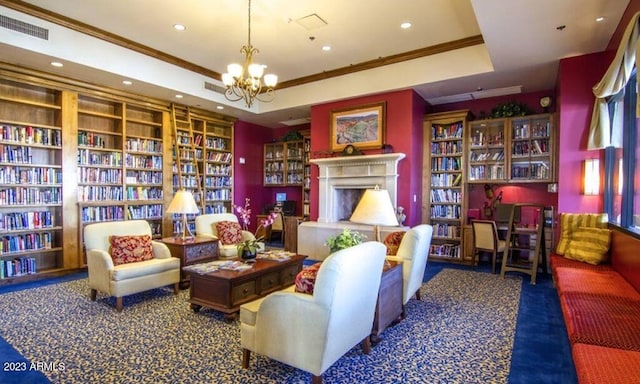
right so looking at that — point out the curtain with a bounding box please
[588,11,640,149]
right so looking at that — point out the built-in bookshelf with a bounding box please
[423,110,470,264]
[264,140,304,186]
[510,114,554,182]
[468,118,507,182]
[0,78,68,281]
[169,105,234,236]
[301,130,311,218]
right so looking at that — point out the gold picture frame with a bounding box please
[330,102,386,152]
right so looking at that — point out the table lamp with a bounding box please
[167,189,200,241]
[350,186,399,242]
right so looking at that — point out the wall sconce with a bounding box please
[583,159,600,195]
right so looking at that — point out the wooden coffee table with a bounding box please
[185,254,305,321]
[371,260,403,343]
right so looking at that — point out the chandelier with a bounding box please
[222,0,277,108]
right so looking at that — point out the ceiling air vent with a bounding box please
[0,14,49,40]
[204,81,225,94]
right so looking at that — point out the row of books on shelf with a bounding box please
[207,152,232,163]
[125,186,163,200]
[205,137,229,150]
[431,156,461,172]
[204,176,231,188]
[2,125,62,146]
[430,140,462,156]
[430,243,462,258]
[174,162,198,174]
[0,187,61,206]
[126,154,162,169]
[432,123,463,140]
[512,122,551,139]
[205,164,231,175]
[468,165,505,180]
[78,167,122,184]
[204,189,231,201]
[469,151,504,162]
[511,163,550,179]
[174,175,200,188]
[77,149,123,166]
[125,171,162,184]
[204,204,229,214]
[1,232,53,254]
[1,144,35,164]
[512,141,549,156]
[0,166,62,185]
[125,138,162,153]
[431,173,462,187]
[81,206,125,222]
[432,223,460,238]
[126,205,163,220]
[0,257,37,278]
[0,211,54,231]
[430,205,461,219]
[430,188,461,203]
[470,131,504,146]
[78,186,123,202]
[78,131,109,148]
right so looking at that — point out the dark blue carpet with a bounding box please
[0,262,576,383]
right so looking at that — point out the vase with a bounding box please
[241,249,257,262]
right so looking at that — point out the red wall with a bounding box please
[308,89,426,226]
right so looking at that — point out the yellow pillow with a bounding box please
[564,227,611,265]
[555,213,608,255]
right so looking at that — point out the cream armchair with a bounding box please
[195,213,264,258]
[84,220,180,312]
[385,224,433,318]
[240,241,387,384]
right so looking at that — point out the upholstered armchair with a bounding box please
[385,224,433,317]
[195,213,264,258]
[84,220,181,312]
[240,241,387,384]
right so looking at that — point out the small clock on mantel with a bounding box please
[341,144,362,156]
[540,96,552,112]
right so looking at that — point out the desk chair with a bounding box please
[269,211,285,246]
[471,220,507,274]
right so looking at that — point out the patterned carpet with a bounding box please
[0,269,521,383]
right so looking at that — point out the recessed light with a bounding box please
[173,24,186,31]
[595,16,605,22]
[122,80,133,85]
[400,22,412,29]
[216,106,224,110]
[50,61,63,67]
[322,45,331,52]
[175,94,183,99]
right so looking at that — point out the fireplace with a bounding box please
[311,153,406,223]
[298,153,407,260]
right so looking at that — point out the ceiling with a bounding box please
[0,0,630,127]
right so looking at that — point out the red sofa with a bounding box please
[551,227,640,383]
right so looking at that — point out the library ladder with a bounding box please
[500,203,546,285]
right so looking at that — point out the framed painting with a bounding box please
[330,102,386,152]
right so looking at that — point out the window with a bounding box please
[605,72,639,231]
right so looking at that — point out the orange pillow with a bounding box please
[384,231,406,255]
[110,235,153,265]
[215,221,243,245]
[295,262,322,294]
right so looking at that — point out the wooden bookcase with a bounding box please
[0,77,78,282]
[422,110,470,264]
[301,130,311,218]
[467,118,508,183]
[263,140,304,186]
[509,114,555,182]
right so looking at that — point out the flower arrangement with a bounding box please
[233,197,278,254]
[325,228,366,253]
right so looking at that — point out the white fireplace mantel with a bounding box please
[311,153,406,223]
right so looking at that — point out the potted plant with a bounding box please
[325,228,366,253]
[237,238,261,261]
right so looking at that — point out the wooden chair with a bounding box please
[471,220,506,274]
[269,211,285,246]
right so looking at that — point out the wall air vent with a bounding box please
[204,81,225,94]
[0,14,49,40]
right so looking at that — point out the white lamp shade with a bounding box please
[583,159,600,195]
[263,73,278,87]
[167,190,200,214]
[222,73,234,86]
[350,188,399,226]
[227,63,243,78]
[248,63,264,78]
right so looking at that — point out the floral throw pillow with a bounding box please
[295,262,322,294]
[384,231,406,255]
[110,235,153,266]
[216,221,243,245]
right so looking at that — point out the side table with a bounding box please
[161,236,219,289]
[371,260,403,344]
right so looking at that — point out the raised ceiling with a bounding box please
[0,0,630,127]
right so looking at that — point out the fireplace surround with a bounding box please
[298,153,407,260]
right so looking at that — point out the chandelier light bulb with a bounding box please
[248,63,264,78]
[263,74,278,87]
[227,63,243,78]
[221,73,234,86]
